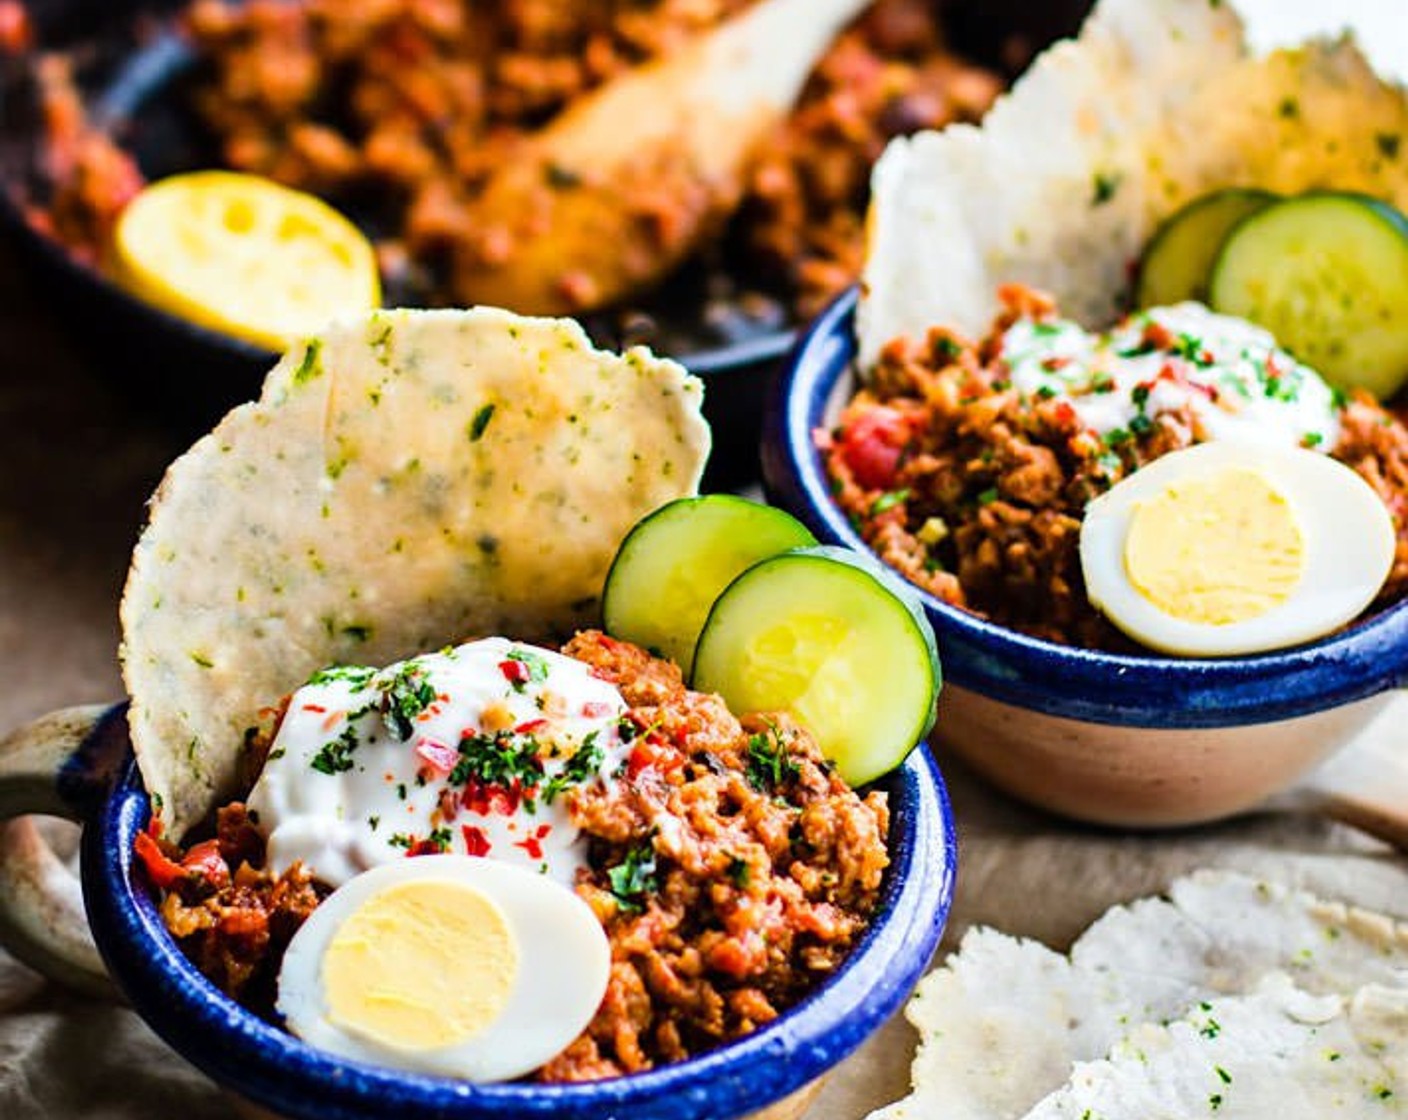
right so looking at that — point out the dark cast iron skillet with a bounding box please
[0,0,1090,487]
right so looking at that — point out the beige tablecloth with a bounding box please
[1,249,1405,1120]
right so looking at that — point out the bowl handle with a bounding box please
[0,703,127,998]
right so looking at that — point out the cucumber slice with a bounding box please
[1208,192,1408,398]
[1135,188,1277,308]
[691,545,940,787]
[602,496,816,669]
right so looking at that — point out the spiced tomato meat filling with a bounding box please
[137,630,890,1081]
[826,286,1408,651]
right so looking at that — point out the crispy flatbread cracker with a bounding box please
[858,0,1408,365]
[870,870,1408,1120]
[121,308,709,838]
[1025,974,1408,1119]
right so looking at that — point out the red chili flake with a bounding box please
[514,719,549,735]
[302,704,327,714]
[581,701,614,718]
[514,824,552,860]
[1144,321,1175,350]
[1052,401,1077,427]
[499,659,530,685]
[462,825,491,857]
[1042,356,1071,372]
[322,712,344,732]
[407,838,441,857]
[415,739,459,776]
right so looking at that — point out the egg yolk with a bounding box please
[322,879,518,1051]
[1123,467,1305,625]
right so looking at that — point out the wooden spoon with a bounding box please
[451,0,872,317]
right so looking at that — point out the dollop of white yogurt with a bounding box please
[247,638,631,888]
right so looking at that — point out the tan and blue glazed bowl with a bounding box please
[762,289,1408,842]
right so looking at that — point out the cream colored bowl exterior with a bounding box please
[936,684,1395,828]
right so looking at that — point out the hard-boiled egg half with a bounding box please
[277,856,609,1081]
[1079,441,1395,656]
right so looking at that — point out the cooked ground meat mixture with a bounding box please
[136,630,889,1081]
[825,285,1408,650]
[28,0,1001,327]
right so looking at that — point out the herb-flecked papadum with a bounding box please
[121,308,711,838]
[858,0,1408,365]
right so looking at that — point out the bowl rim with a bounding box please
[81,736,954,1120]
[762,286,1408,729]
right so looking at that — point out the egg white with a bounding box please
[277,855,610,1082]
[1079,441,1396,656]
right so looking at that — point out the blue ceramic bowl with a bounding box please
[761,289,1408,829]
[54,704,953,1120]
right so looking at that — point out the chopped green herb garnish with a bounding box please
[746,725,800,792]
[607,843,659,913]
[310,727,359,775]
[870,489,910,515]
[469,403,497,442]
[977,487,1000,506]
[426,827,453,853]
[1091,171,1122,206]
[1035,385,1058,400]
[292,340,323,384]
[726,856,751,889]
[376,662,437,741]
[1174,334,1209,365]
[307,664,376,689]
[451,730,545,796]
[1129,413,1154,437]
[543,733,604,804]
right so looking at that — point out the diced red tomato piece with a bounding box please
[499,659,530,685]
[133,830,186,891]
[838,406,912,490]
[180,839,231,889]
[415,739,459,776]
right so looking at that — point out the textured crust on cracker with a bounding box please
[121,308,709,838]
[858,0,1408,365]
